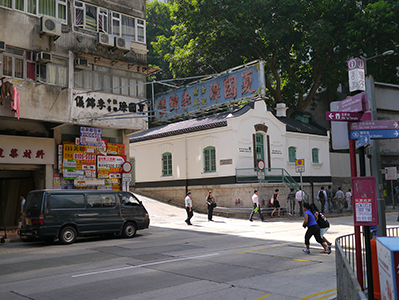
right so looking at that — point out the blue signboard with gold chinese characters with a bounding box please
[154,61,265,122]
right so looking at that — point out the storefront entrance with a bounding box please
[0,170,36,228]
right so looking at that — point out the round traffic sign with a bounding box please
[257,160,265,171]
[122,161,132,173]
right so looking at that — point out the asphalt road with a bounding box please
[0,195,398,300]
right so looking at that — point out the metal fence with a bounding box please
[335,226,399,299]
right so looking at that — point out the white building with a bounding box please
[130,100,332,209]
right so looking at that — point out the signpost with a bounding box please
[295,159,305,201]
[352,177,378,226]
[349,130,399,140]
[349,120,399,131]
[337,92,367,112]
[348,58,365,92]
[355,134,370,149]
[326,111,365,121]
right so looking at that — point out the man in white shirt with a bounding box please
[345,189,352,212]
[249,190,264,222]
[295,187,304,216]
[185,192,193,225]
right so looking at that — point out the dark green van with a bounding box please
[19,190,150,244]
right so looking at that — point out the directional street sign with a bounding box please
[336,93,368,112]
[349,129,399,140]
[326,111,364,121]
[349,120,399,131]
[355,134,370,149]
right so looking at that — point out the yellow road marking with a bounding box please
[296,288,337,300]
[254,293,272,300]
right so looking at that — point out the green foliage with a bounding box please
[150,0,399,111]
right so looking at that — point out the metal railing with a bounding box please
[235,167,310,201]
[335,226,399,298]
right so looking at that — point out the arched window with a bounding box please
[288,146,296,162]
[312,148,319,163]
[162,152,172,176]
[203,146,216,173]
[255,133,264,165]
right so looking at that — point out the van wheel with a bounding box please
[59,226,77,244]
[122,222,137,238]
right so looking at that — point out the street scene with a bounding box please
[0,194,398,300]
[1,0,399,299]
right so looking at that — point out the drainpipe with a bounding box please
[185,134,188,195]
[310,180,314,204]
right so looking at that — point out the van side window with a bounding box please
[87,194,116,208]
[48,194,85,209]
[120,194,140,206]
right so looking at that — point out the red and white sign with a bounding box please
[257,160,265,171]
[352,176,378,226]
[122,161,132,173]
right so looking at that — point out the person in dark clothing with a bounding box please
[205,190,216,221]
[271,189,280,217]
[310,203,332,252]
[302,202,330,254]
[287,188,296,216]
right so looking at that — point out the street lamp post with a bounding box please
[361,49,394,237]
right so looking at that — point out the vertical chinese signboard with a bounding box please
[352,176,378,226]
[348,58,365,93]
[154,60,265,122]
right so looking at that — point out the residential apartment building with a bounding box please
[0,0,157,227]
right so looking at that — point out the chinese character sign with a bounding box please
[154,62,263,121]
[348,58,365,92]
[80,127,102,146]
[352,176,378,226]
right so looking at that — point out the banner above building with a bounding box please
[153,60,265,122]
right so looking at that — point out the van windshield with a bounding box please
[25,192,44,212]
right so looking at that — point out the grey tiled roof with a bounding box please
[130,105,252,143]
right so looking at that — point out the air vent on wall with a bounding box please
[115,37,130,51]
[37,52,52,63]
[98,32,114,47]
[75,58,89,69]
[0,41,5,52]
[40,16,62,38]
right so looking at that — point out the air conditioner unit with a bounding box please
[115,37,130,51]
[98,32,114,47]
[75,58,89,69]
[41,16,62,37]
[0,41,5,52]
[37,52,52,63]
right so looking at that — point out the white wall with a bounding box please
[130,100,331,183]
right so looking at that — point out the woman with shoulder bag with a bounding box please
[206,190,216,221]
[271,189,281,218]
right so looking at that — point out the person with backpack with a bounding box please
[317,187,327,213]
[334,187,345,213]
[310,203,332,252]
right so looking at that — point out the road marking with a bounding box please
[254,293,272,300]
[72,253,219,278]
[296,288,337,300]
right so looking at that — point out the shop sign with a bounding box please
[0,135,54,165]
[107,143,125,155]
[154,61,265,122]
[97,155,126,179]
[98,139,107,156]
[63,144,97,178]
[80,127,102,146]
[73,178,105,186]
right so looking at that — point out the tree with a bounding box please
[151,0,398,111]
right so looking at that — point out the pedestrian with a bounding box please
[296,187,304,216]
[19,194,26,228]
[287,188,296,216]
[334,187,345,213]
[326,185,333,213]
[346,188,352,212]
[249,190,264,222]
[317,186,327,213]
[20,194,26,214]
[310,203,332,252]
[302,202,330,254]
[184,192,193,225]
[271,189,280,218]
[206,190,216,221]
